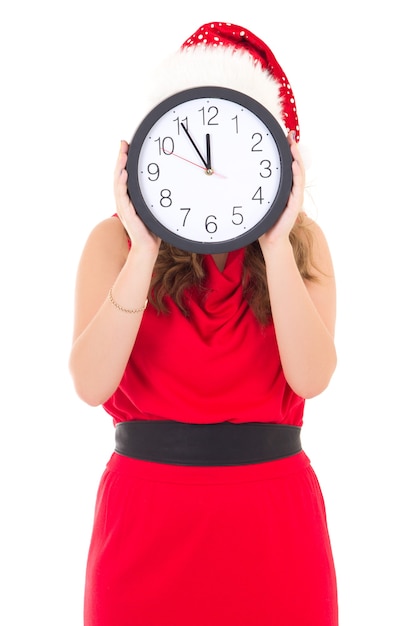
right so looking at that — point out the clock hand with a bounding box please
[206,134,213,175]
[181,123,208,169]
[164,149,227,178]
[164,148,207,171]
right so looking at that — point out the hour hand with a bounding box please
[206,134,213,174]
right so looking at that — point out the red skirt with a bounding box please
[84,451,338,626]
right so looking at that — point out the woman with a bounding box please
[70,22,338,626]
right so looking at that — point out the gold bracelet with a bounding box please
[108,288,148,314]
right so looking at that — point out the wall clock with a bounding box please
[127,86,292,253]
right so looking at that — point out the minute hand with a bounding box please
[181,123,208,169]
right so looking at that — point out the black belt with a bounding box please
[115,420,302,466]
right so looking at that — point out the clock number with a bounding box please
[232,206,244,226]
[160,189,173,207]
[259,159,272,178]
[207,106,219,125]
[173,116,188,134]
[251,133,263,152]
[199,106,219,126]
[205,215,218,233]
[156,136,174,156]
[180,207,191,226]
[252,187,264,204]
[146,163,160,181]
[232,115,239,134]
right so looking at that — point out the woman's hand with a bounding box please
[256,133,337,398]
[259,132,305,252]
[114,140,161,257]
[70,141,161,406]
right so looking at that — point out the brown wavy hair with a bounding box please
[149,213,319,325]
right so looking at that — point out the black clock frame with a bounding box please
[126,86,293,254]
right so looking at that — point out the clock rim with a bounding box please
[126,86,293,254]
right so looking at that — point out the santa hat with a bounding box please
[147,21,300,142]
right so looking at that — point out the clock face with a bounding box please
[127,87,292,253]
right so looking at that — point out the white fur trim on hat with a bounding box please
[145,46,285,132]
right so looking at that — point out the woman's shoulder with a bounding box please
[296,212,335,280]
[85,215,128,250]
[79,215,130,270]
[87,214,126,240]
[298,212,331,250]
[298,211,324,235]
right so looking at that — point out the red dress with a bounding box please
[84,248,338,626]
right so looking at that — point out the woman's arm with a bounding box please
[259,135,337,399]
[69,141,161,406]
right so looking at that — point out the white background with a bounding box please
[1,1,415,624]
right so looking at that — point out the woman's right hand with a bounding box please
[70,141,161,406]
[114,140,161,257]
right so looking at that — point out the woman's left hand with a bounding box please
[259,132,305,250]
